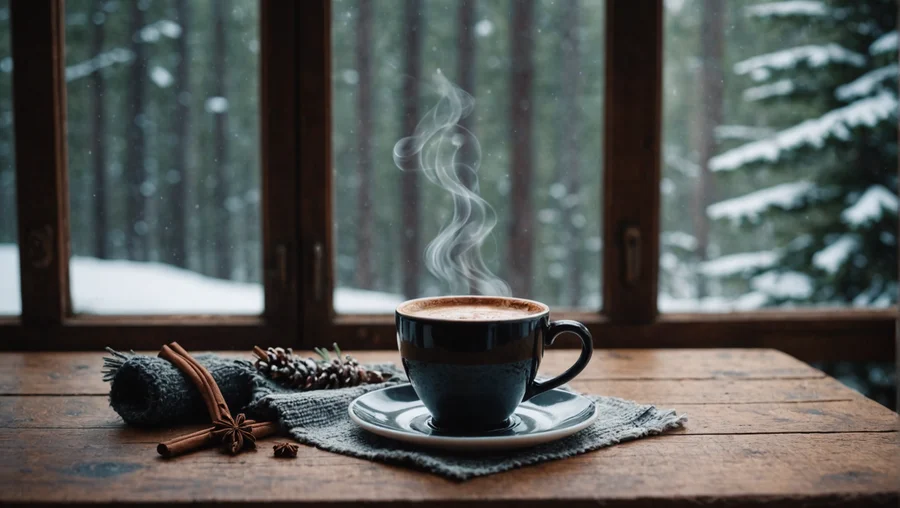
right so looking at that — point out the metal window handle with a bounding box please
[624,227,641,285]
[313,242,323,301]
[275,244,288,288]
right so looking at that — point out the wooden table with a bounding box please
[0,349,897,507]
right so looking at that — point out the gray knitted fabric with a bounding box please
[106,354,686,480]
[248,365,686,481]
[108,354,255,426]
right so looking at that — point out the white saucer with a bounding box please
[348,384,598,451]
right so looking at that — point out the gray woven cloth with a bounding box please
[248,365,686,481]
[108,354,255,426]
[105,353,686,480]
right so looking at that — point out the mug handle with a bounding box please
[523,320,594,401]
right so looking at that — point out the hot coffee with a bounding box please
[404,304,538,321]
[396,296,593,431]
[400,297,544,321]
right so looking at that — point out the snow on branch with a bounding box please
[743,79,795,102]
[707,181,814,222]
[150,67,174,88]
[812,234,857,274]
[139,20,182,42]
[699,251,778,277]
[841,185,899,226]
[66,48,134,82]
[715,125,775,141]
[662,231,697,251]
[663,147,699,177]
[835,64,898,101]
[870,31,897,56]
[65,20,183,83]
[745,1,827,18]
[734,44,866,77]
[710,92,897,171]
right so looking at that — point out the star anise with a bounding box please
[273,441,299,458]
[211,412,256,455]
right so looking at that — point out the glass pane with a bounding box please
[0,0,17,315]
[331,0,605,313]
[660,0,898,312]
[66,0,262,314]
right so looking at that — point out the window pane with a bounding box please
[660,0,898,312]
[331,0,605,313]
[0,0,17,316]
[65,0,262,314]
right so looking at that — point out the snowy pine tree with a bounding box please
[707,0,898,307]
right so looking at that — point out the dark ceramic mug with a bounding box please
[396,295,593,432]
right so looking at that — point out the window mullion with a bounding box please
[260,0,301,340]
[10,0,70,326]
[602,0,663,324]
[297,0,333,346]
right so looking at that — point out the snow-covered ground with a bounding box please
[1,243,890,315]
[0,244,402,315]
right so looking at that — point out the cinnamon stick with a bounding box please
[169,342,230,420]
[159,344,221,421]
[158,421,279,458]
[156,343,280,457]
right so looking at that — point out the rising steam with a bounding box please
[393,70,511,296]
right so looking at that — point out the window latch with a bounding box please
[265,244,290,290]
[624,226,641,286]
[274,244,288,288]
[313,242,323,301]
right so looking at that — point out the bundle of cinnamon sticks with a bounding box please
[156,342,279,458]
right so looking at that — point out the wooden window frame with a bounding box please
[0,0,297,350]
[0,0,895,363]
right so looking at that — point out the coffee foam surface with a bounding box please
[399,297,546,321]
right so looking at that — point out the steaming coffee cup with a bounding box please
[396,295,593,432]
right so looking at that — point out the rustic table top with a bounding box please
[0,348,897,507]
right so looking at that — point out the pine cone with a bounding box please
[251,344,391,391]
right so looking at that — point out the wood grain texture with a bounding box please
[0,349,897,507]
[297,0,334,345]
[10,0,70,327]
[574,377,861,405]
[602,0,663,323]
[0,349,822,395]
[0,430,896,506]
[259,0,299,335]
[2,396,895,435]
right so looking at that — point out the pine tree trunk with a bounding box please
[560,0,582,306]
[212,0,232,279]
[693,0,723,299]
[400,0,422,299]
[125,1,146,261]
[508,0,535,298]
[354,0,374,290]
[171,0,190,269]
[90,0,108,259]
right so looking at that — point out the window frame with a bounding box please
[0,0,895,363]
[0,0,297,350]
